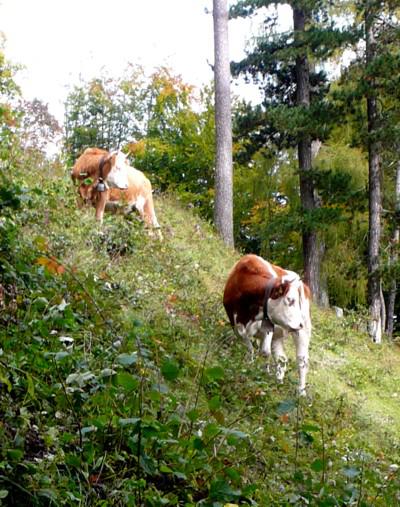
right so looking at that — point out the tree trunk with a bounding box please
[366,7,383,343]
[213,0,234,247]
[387,160,400,337]
[293,6,323,304]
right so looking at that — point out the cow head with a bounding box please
[103,151,130,190]
[266,277,308,332]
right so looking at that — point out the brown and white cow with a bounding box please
[71,147,162,238]
[223,254,312,394]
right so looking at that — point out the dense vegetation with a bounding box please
[1,154,400,506]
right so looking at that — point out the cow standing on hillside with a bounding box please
[71,147,162,238]
[223,254,312,394]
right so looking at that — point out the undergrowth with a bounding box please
[0,165,399,506]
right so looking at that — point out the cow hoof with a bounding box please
[264,364,272,375]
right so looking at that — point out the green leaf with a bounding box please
[37,489,57,501]
[311,459,324,472]
[208,395,221,411]
[225,467,241,483]
[160,464,173,473]
[187,409,200,422]
[302,424,320,432]
[173,470,187,480]
[148,390,162,401]
[116,372,139,391]
[55,351,70,361]
[26,373,35,398]
[119,417,140,426]
[65,453,81,468]
[192,437,204,450]
[204,423,220,440]
[205,366,224,381]
[161,359,180,381]
[7,449,23,462]
[276,399,296,415]
[117,353,138,366]
[209,479,241,501]
[0,490,9,499]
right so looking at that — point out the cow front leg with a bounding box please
[259,325,273,374]
[271,334,288,383]
[95,189,109,224]
[293,329,310,396]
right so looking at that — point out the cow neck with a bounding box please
[96,155,109,192]
[263,277,277,327]
[98,156,107,182]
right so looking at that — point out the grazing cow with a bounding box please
[223,254,312,394]
[71,148,162,238]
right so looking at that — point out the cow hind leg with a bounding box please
[234,319,255,363]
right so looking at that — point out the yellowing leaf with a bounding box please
[35,256,65,275]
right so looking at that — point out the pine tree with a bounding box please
[230,0,354,305]
[338,0,400,340]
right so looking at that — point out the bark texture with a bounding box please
[387,161,400,337]
[213,0,234,247]
[293,6,323,305]
[366,7,383,343]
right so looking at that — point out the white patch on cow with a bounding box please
[135,195,146,214]
[255,255,278,277]
[281,270,299,283]
[260,330,273,357]
[267,278,305,332]
[106,151,130,190]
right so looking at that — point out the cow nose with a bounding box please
[298,323,303,329]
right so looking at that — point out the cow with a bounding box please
[223,254,312,395]
[71,148,162,238]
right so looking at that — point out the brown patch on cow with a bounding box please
[70,147,109,183]
[223,254,272,326]
[270,280,290,300]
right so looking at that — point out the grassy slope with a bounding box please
[1,167,400,505]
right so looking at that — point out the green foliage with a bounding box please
[64,67,216,221]
[230,0,355,152]
[1,151,400,505]
[0,49,20,162]
[64,66,148,163]
[131,78,215,214]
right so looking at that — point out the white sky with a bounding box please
[0,0,277,123]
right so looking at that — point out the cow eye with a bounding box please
[287,297,295,306]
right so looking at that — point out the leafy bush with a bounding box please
[0,163,399,506]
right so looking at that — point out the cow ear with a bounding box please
[270,280,289,299]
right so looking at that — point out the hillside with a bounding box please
[0,165,400,506]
